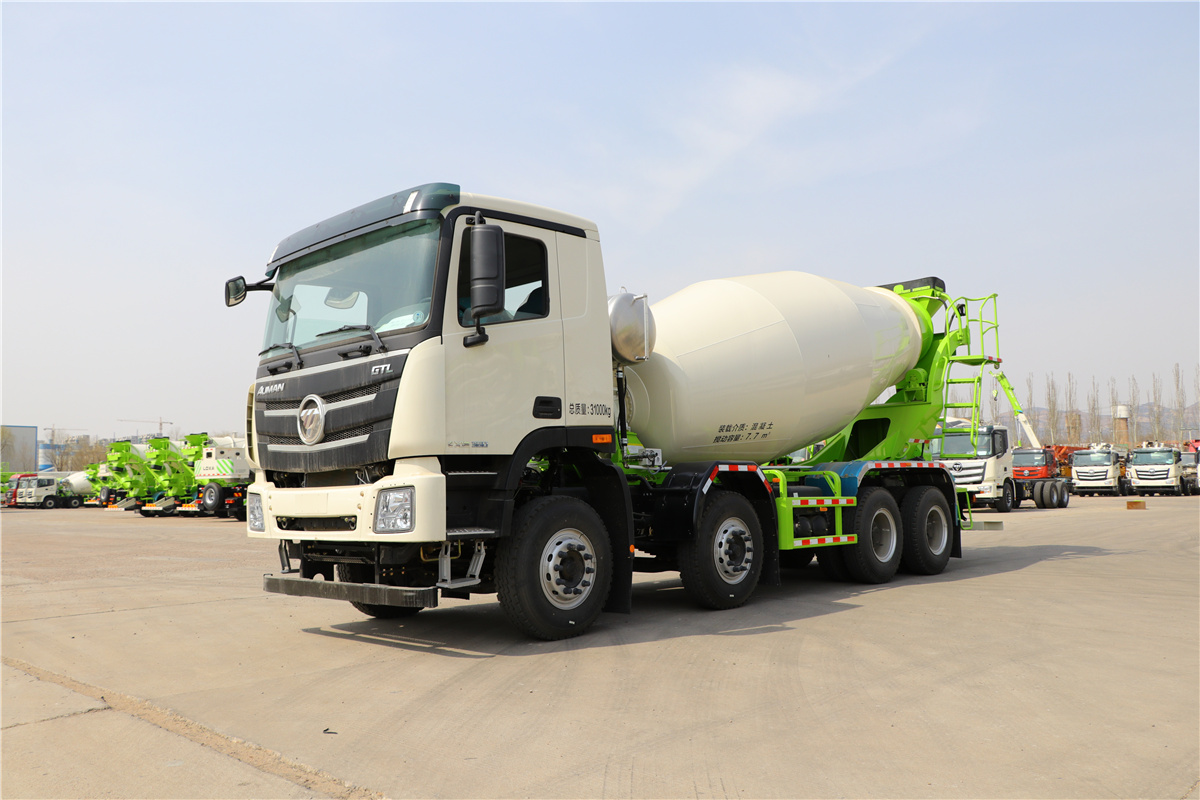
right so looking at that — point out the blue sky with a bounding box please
[3,2,1197,441]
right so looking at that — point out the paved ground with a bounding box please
[2,496,1197,799]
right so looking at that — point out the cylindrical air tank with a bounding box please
[623,271,928,464]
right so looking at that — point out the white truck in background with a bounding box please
[1070,443,1129,496]
[937,421,1017,512]
[1127,443,1189,496]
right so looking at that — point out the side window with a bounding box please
[458,230,548,325]
[993,430,1008,455]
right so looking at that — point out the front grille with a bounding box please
[277,516,358,532]
[946,462,986,484]
[1135,468,1170,480]
[1077,469,1111,481]
[263,384,380,412]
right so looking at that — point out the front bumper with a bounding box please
[246,456,446,542]
[263,574,439,608]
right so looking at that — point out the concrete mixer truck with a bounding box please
[224,183,1004,640]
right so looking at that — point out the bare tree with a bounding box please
[1044,373,1060,445]
[1151,374,1164,442]
[1087,378,1101,445]
[1065,373,1080,443]
[1108,378,1120,443]
[1025,373,1041,442]
[1128,376,1140,445]
[1174,363,1187,444]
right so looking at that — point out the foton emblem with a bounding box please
[297,394,327,445]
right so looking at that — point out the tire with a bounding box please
[1044,481,1061,509]
[679,491,764,610]
[68,497,81,509]
[201,483,224,513]
[233,506,247,522]
[1057,483,1070,508]
[496,495,613,640]
[900,486,953,575]
[994,481,1014,513]
[842,487,903,584]
[41,497,56,509]
[335,563,422,619]
[99,487,111,504]
[1033,481,1047,509]
[161,504,177,516]
[1012,490,1022,509]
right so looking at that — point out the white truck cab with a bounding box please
[938,422,1015,512]
[1071,443,1128,496]
[1128,443,1187,496]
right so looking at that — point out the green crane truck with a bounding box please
[225,183,1007,640]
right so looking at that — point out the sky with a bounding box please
[3,2,1198,443]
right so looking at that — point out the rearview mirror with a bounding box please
[468,222,505,320]
[225,277,247,307]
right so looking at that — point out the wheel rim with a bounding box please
[539,528,598,610]
[923,504,949,555]
[869,508,898,562]
[712,516,754,585]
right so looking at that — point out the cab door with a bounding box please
[442,216,565,455]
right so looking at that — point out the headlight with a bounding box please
[247,493,265,532]
[374,487,414,533]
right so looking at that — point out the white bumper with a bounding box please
[246,457,447,543]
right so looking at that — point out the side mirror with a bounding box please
[469,223,505,319]
[225,277,247,307]
[464,218,505,347]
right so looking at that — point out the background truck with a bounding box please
[1127,443,1188,496]
[937,421,1018,512]
[1070,443,1129,496]
[1011,446,1072,508]
[181,436,253,520]
[225,182,1008,640]
[139,434,208,517]
[15,472,90,508]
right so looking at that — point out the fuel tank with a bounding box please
[623,272,927,464]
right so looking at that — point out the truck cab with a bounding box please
[938,423,1015,512]
[1011,446,1071,508]
[1071,444,1128,496]
[1128,443,1187,496]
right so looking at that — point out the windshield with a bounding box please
[1073,452,1115,466]
[941,431,992,458]
[261,218,441,355]
[1182,452,1198,466]
[1013,451,1047,466]
[1128,450,1175,465]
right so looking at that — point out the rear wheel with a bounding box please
[1033,481,1047,508]
[900,486,952,575]
[679,491,764,609]
[336,563,422,619]
[68,497,82,509]
[843,487,903,584]
[1044,481,1061,509]
[497,495,613,640]
[1057,483,1070,508]
[201,483,224,513]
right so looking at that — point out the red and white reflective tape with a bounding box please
[869,461,948,469]
[794,535,855,546]
[792,497,855,507]
[908,439,932,445]
[703,463,771,494]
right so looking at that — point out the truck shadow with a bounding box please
[299,541,1122,657]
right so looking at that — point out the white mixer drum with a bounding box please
[624,272,926,463]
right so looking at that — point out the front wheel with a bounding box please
[497,496,613,640]
[994,481,1014,513]
[679,490,764,610]
[843,487,903,584]
[900,486,952,575]
[41,497,56,509]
